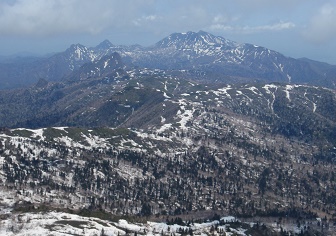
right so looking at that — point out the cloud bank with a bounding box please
[210,21,295,34]
[0,0,301,37]
[0,0,153,36]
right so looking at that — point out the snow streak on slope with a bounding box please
[284,85,293,102]
[262,84,278,114]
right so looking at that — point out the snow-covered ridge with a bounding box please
[36,30,336,90]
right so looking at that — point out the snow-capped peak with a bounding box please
[155,31,238,49]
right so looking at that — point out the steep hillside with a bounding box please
[0,67,335,226]
[0,68,335,146]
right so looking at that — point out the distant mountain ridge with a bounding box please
[64,52,126,81]
[0,31,336,89]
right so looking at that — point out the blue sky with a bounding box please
[0,0,336,64]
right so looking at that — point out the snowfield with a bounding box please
[0,211,246,236]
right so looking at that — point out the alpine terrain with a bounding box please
[0,31,335,235]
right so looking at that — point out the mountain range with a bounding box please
[0,31,336,89]
[0,31,336,235]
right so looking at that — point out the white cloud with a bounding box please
[0,0,154,36]
[0,0,301,38]
[246,22,296,32]
[133,15,160,27]
[234,0,307,10]
[304,3,336,43]
[210,21,295,34]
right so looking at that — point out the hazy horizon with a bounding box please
[1,1,336,64]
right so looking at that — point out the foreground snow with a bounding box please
[0,211,243,236]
